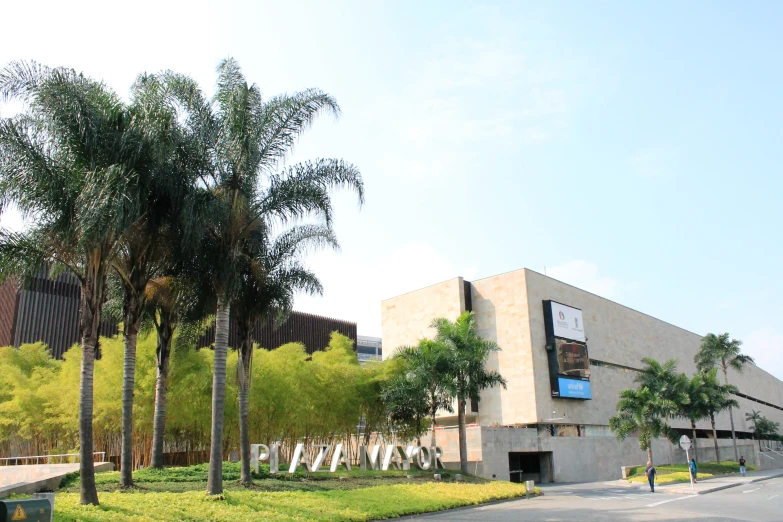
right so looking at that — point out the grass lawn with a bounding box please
[626,461,757,485]
[47,463,534,521]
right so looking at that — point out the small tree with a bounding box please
[746,411,780,451]
[695,333,754,461]
[382,370,429,445]
[432,312,506,474]
[610,386,678,465]
[390,339,453,447]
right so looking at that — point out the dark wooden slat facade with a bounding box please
[196,311,357,354]
[0,270,357,358]
[0,270,118,359]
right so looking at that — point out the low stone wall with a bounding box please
[418,426,781,483]
[0,462,114,498]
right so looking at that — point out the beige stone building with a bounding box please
[381,268,783,482]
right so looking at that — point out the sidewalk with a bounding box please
[659,468,783,495]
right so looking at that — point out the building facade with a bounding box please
[382,268,783,482]
[356,335,382,362]
[0,273,357,358]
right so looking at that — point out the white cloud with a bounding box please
[544,260,637,300]
[743,328,783,382]
[367,36,570,182]
[294,242,476,338]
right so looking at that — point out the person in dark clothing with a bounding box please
[646,461,656,492]
[689,458,698,483]
[739,456,747,477]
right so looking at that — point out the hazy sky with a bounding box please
[2,1,782,380]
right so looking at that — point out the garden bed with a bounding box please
[48,463,533,521]
[626,461,757,485]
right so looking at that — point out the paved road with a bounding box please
[409,477,783,521]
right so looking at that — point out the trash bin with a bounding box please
[525,479,535,498]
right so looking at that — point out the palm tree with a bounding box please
[432,311,507,474]
[164,59,363,494]
[382,368,429,446]
[679,373,710,462]
[695,333,754,461]
[147,275,212,469]
[232,224,334,485]
[746,410,763,451]
[392,340,453,447]
[635,358,690,427]
[110,73,200,487]
[700,368,739,464]
[610,386,678,465]
[0,62,147,505]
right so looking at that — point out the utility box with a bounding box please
[0,498,52,522]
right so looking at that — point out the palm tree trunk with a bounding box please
[457,398,468,474]
[710,413,721,464]
[120,327,138,486]
[647,446,653,466]
[691,420,698,462]
[79,266,106,506]
[79,334,99,505]
[722,367,739,461]
[237,322,253,486]
[150,316,173,469]
[207,292,230,495]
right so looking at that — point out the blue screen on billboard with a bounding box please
[558,378,592,399]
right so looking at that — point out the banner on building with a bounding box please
[543,300,592,400]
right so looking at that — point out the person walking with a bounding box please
[689,458,698,483]
[646,461,657,492]
[739,456,747,477]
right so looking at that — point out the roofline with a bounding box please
[381,276,463,303]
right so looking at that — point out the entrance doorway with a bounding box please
[508,452,553,483]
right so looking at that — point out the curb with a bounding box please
[388,493,539,520]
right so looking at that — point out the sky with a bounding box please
[1,1,782,380]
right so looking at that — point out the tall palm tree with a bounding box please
[164,59,363,494]
[232,224,334,485]
[610,386,679,465]
[695,333,754,461]
[392,339,453,447]
[110,73,201,487]
[432,311,507,474]
[700,368,739,464]
[0,61,144,505]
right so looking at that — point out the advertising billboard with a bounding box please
[549,301,586,342]
[558,378,592,399]
[555,339,590,379]
[543,300,592,400]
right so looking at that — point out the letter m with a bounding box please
[359,445,384,471]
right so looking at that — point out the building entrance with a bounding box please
[508,452,553,483]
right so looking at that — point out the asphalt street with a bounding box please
[408,477,783,521]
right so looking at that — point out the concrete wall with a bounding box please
[381,277,465,358]
[429,426,770,483]
[380,267,783,483]
[522,269,783,432]
[471,270,539,425]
